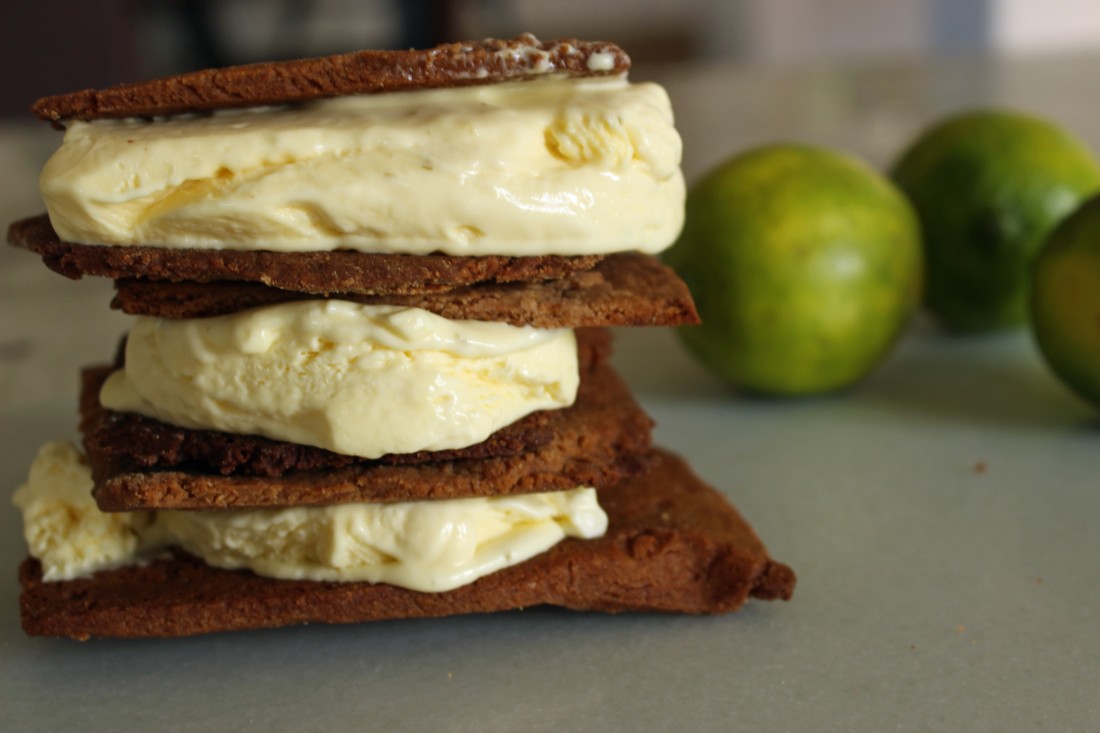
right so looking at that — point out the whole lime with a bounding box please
[664,143,922,396]
[1032,194,1100,408]
[892,110,1100,332]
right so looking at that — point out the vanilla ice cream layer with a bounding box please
[40,76,684,255]
[12,442,149,581]
[13,442,607,591]
[100,301,578,458]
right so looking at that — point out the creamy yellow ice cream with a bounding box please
[154,487,605,592]
[12,442,151,582]
[13,442,608,591]
[99,301,579,458]
[40,76,684,255]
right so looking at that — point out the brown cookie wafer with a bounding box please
[111,252,699,326]
[80,328,612,479]
[18,449,796,639]
[87,359,654,511]
[32,35,629,124]
[8,214,604,295]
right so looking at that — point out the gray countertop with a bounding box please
[2,52,1099,731]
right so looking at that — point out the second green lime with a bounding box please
[1031,194,1100,410]
[664,144,922,396]
[892,110,1100,332]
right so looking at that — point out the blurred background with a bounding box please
[4,0,1100,118]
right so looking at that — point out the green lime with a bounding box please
[1032,194,1100,408]
[892,110,1100,332]
[664,143,922,396]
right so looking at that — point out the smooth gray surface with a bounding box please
[3,54,1100,731]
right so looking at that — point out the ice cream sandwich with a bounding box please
[8,35,794,639]
[18,449,794,639]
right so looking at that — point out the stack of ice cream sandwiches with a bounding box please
[7,35,794,639]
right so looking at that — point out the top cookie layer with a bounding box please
[32,35,629,123]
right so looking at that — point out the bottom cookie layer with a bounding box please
[18,449,795,639]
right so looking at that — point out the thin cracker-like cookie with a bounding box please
[18,449,796,639]
[87,361,654,511]
[8,214,604,295]
[110,253,699,327]
[32,35,629,124]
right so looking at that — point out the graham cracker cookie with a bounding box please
[8,214,604,295]
[18,449,796,639]
[110,253,699,327]
[32,35,629,124]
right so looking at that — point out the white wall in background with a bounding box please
[505,0,1100,64]
[993,0,1100,51]
[720,0,928,63]
[142,0,1100,74]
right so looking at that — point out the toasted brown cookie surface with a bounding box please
[80,328,611,479]
[8,214,605,295]
[32,35,629,124]
[110,253,699,327]
[87,359,654,510]
[18,449,795,639]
